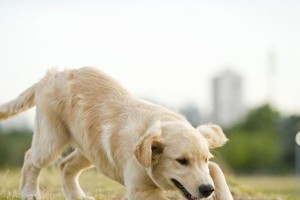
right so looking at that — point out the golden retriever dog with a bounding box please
[0,67,233,200]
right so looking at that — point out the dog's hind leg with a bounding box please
[59,150,94,200]
[20,149,42,200]
[20,110,71,200]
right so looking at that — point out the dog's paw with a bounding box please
[22,194,41,200]
[80,196,95,200]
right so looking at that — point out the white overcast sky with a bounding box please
[0,0,300,127]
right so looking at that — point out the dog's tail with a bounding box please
[0,84,36,120]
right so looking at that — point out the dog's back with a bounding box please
[34,67,130,124]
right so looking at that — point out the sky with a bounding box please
[0,0,300,128]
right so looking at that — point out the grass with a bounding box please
[0,168,299,200]
[231,175,300,200]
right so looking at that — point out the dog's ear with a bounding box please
[134,121,164,168]
[197,124,228,149]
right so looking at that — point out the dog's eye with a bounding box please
[176,158,189,166]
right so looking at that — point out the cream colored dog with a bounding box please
[0,67,233,200]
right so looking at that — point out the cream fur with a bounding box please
[0,67,233,200]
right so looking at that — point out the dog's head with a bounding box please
[134,121,228,200]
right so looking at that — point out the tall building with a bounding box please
[180,103,201,128]
[212,69,244,127]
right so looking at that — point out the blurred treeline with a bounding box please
[0,103,299,174]
[0,130,31,167]
[221,104,300,173]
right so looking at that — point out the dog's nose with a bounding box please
[199,184,214,197]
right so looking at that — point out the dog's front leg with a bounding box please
[124,163,169,200]
[127,188,169,200]
[208,162,233,200]
[125,175,169,200]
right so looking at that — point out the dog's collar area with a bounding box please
[171,179,199,200]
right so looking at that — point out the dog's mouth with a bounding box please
[171,179,199,200]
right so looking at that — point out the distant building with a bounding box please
[212,69,244,127]
[180,103,201,127]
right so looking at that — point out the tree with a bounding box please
[0,130,32,167]
[221,104,281,172]
[279,115,300,171]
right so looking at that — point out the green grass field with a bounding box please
[0,168,299,200]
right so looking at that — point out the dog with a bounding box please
[0,67,233,200]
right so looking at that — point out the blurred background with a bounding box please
[0,0,300,199]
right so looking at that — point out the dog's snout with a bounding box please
[199,184,214,197]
